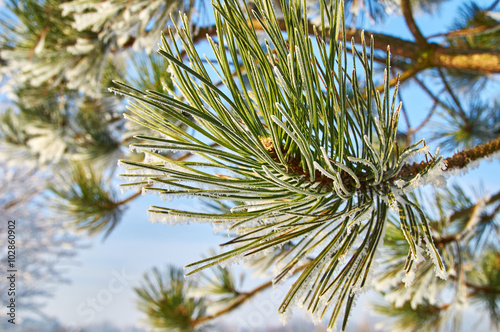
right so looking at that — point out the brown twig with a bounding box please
[487,0,500,11]
[399,137,500,178]
[437,68,468,123]
[115,189,144,206]
[413,77,456,115]
[409,102,438,135]
[428,23,500,39]
[443,137,500,170]
[191,263,308,326]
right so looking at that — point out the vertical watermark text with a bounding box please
[5,220,17,325]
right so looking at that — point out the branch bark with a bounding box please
[188,19,500,73]
[431,47,500,73]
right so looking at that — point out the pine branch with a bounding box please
[401,0,428,48]
[116,0,499,329]
[259,137,500,192]
[116,1,452,328]
[135,266,208,330]
[444,137,500,170]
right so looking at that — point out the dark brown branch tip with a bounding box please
[445,137,500,171]
[259,137,500,194]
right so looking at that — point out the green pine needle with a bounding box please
[115,0,449,328]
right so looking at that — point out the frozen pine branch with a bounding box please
[112,0,499,329]
[0,0,499,330]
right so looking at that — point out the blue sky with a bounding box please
[41,195,223,329]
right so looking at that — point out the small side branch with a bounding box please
[191,264,308,327]
[444,137,500,170]
[409,102,438,135]
[437,68,468,123]
[116,189,144,206]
